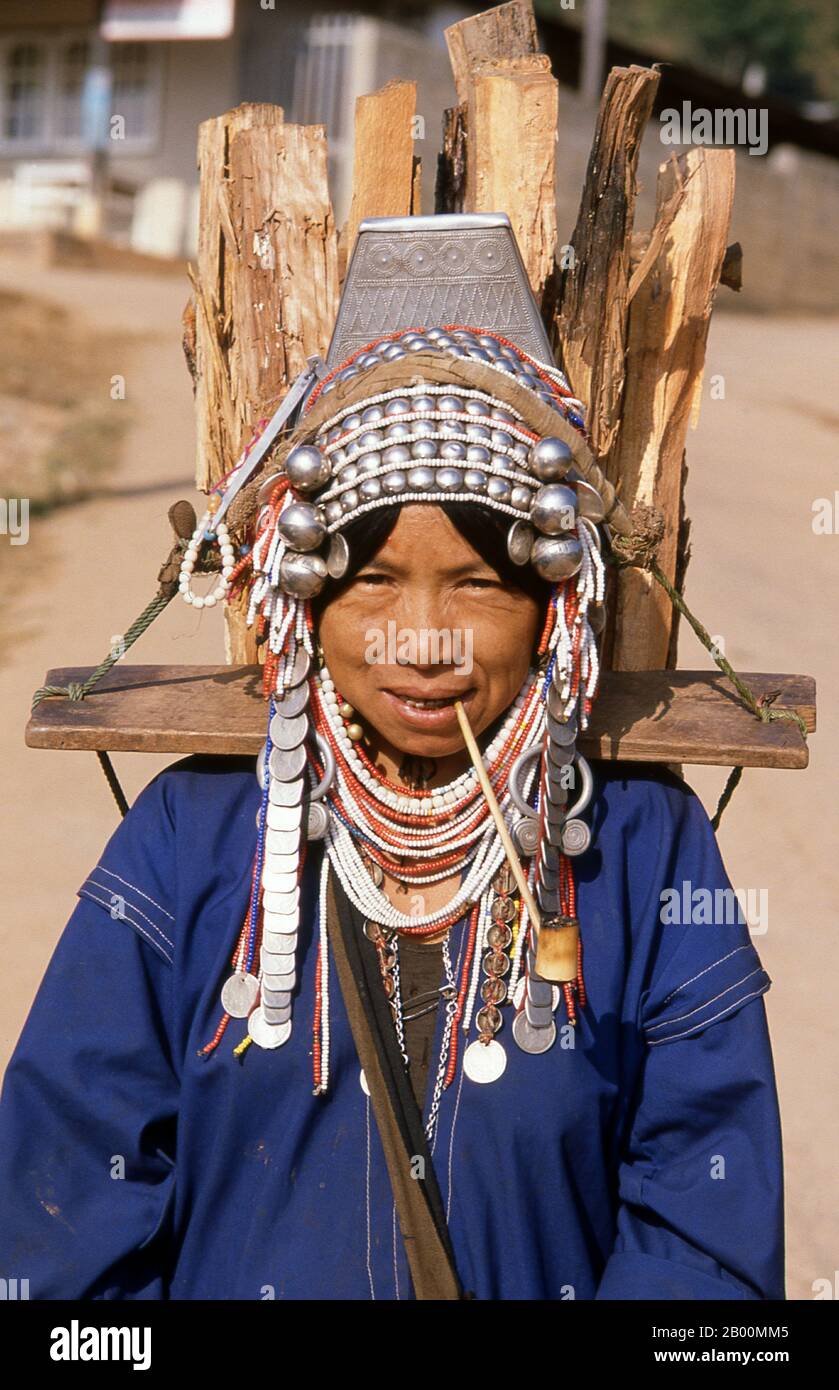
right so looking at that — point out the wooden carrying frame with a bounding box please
[25,1,815,773]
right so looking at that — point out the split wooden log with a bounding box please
[607,149,736,671]
[550,65,660,458]
[439,0,556,303]
[339,80,420,283]
[189,103,338,661]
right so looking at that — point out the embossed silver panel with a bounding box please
[326,213,554,367]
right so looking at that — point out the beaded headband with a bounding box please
[177,222,611,1096]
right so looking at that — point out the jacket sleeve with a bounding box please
[595,782,785,1301]
[0,775,180,1300]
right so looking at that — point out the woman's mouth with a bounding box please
[380,686,476,729]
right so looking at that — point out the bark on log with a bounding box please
[551,66,660,457]
[191,103,338,662]
[607,149,736,671]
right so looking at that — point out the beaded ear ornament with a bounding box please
[181,325,614,1104]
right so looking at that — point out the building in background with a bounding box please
[0,0,461,258]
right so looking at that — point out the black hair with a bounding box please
[310,501,551,621]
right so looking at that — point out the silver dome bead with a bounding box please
[466,445,491,466]
[382,344,407,360]
[487,476,512,502]
[490,407,515,423]
[337,365,361,382]
[440,441,466,460]
[528,437,574,482]
[326,426,342,444]
[382,444,411,467]
[320,378,336,395]
[437,467,464,491]
[358,430,383,451]
[385,421,412,441]
[277,501,327,552]
[279,551,328,598]
[357,354,381,371]
[531,535,583,581]
[342,413,362,431]
[425,328,443,340]
[438,395,464,413]
[440,419,466,438]
[406,466,435,490]
[435,334,455,348]
[340,462,359,484]
[464,469,488,492]
[465,399,487,416]
[341,488,359,513]
[324,499,343,524]
[466,346,491,363]
[507,519,534,565]
[411,395,436,414]
[466,424,491,442]
[356,453,381,475]
[411,439,437,460]
[491,429,513,450]
[361,405,384,423]
[531,483,578,535]
[285,444,331,494]
[491,452,514,472]
[359,476,382,500]
[575,479,606,523]
[383,469,407,493]
[410,419,435,440]
[385,397,411,416]
[510,485,532,511]
[406,336,433,351]
[331,446,349,469]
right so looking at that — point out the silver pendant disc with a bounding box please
[269,743,307,781]
[512,1011,557,1054]
[269,712,310,750]
[248,1007,292,1049]
[267,802,303,833]
[220,971,260,1018]
[273,684,310,718]
[463,1038,507,1084]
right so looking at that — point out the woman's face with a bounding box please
[317,504,543,764]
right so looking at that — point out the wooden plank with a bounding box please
[342,81,418,267]
[607,149,736,671]
[445,0,539,102]
[25,668,814,770]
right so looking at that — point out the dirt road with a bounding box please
[0,258,835,1299]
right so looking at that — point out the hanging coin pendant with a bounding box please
[248,1007,292,1050]
[512,1011,557,1055]
[359,1068,371,1096]
[463,1038,507,1084]
[220,971,260,1018]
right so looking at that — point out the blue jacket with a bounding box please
[0,756,784,1300]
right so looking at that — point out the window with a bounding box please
[4,42,46,143]
[0,30,162,155]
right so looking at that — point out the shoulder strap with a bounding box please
[326,869,470,1300]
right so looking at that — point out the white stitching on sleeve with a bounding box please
[84,877,175,950]
[647,986,769,1044]
[95,866,176,921]
[647,968,764,1033]
[659,944,752,1008]
[78,886,173,963]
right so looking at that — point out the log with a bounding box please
[340,80,420,278]
[550,65,660,458]
[26,668,814,771]
[608,149,736,670]
[190,103,338,661]
[441,0,556,302]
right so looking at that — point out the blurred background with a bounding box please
[0,0,836,1300]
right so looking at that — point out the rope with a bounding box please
[31,590,173,710]
[96,750,130,819]
[606,548,808,826]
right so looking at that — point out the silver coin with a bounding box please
[263,888,301,914]
[282,649,311,688]
[525,994,555,1029]
[306,802,330,840]
[269,743,308,781]
[268,777,304,807]
[327,533,350,579]
[513,978,560,1012]
[255,740,269,791]
[262,850,298,874]
[248,1007,292,1049]
[561,818,591,856]
[547,712,578,745]
[262,868,298,894]
[359,1068,371,1096]
[527,977,555,1010]
[262,934,297,958]
[463,1038,507,1084]
[547,739,575,768]
[507,519,534,566]
[260,994,292,1020]
[273,684,310,718]
[260,964,296,992]
[266,802,303,833]
[263,828,301,857]
[220,971,260,1018]
[269,711,310,750]
[513,1011,556,1054]
[546,682,570,720]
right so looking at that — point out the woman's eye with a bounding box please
[459,577,499,589]
[355,573,390,586]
